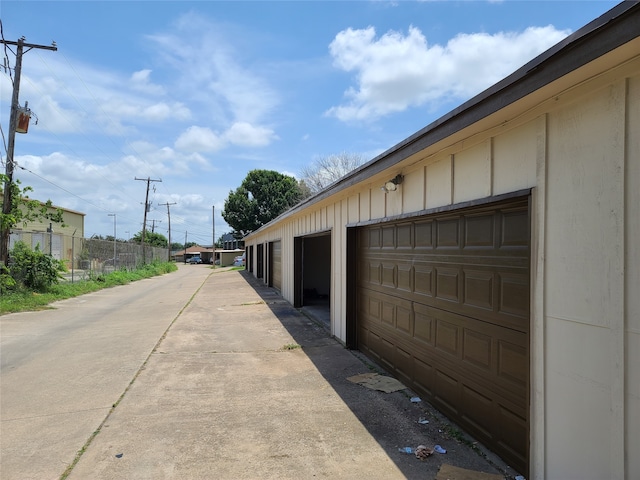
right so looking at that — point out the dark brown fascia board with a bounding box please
[245,1,639,241]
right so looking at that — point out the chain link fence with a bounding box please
[9,231,169,281]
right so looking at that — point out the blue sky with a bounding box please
[1,0,620,245]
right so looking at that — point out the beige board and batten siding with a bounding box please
[244,14,640,480]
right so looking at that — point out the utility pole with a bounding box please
[134,177,161,264]
[108,213,116,264]
[184,230,188,264]
[159,201,176,262]
[212,205,216,266]
[0,37,57,266]
[149,219,161,233]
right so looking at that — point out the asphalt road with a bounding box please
[0,264,213,480]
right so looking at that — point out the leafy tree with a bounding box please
[170,242,183,251]
[1,175,65,265]
[222,169,303,237]
[131,231,168,248]
[299,152,367,194]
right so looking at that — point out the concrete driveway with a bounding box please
[1,265,517,479]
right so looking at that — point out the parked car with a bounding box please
[233,253,246,267]
[187,256,202,264]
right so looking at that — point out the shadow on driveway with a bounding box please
[237,270,518,480]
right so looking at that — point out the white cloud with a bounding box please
[326,24,571,122]
[130,69,166,95]
[174,126,225,153]
[146,12,280,126]
[174,122,277,153]
[224,122,278,147]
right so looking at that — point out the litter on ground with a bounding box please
[346,373,407,393]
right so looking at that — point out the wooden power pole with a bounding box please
[135,177,161,264]
[0,37,57,265]
[159,201,176,262]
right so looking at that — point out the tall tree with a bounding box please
[131,231,168,248]
[299,152,367,194]
[222,170,303,237]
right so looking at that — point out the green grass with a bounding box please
[0,261,178,315]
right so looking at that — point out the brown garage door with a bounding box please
[357,196,529,474]
[270,240,282,291]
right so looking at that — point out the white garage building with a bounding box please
[244,3,640,478]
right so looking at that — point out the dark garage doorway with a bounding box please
[294,233,331,329]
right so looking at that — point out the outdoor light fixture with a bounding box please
[381,174,404,193]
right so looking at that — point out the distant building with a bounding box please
[1,194,85,263]
[221,233,244,250]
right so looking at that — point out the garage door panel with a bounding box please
[462,329,493,371]
[497,339,528,388]
[434,306,528,401]
[461,383,495,438]
[381,300,395,326]
[359,259,380,285]
[465,212,496,247]
[435,319,461,357]
[496,405,528,467]
[381,262,396,288]
[413,357,435,397]
[271,241,282,291]
[414,220,434,248]
[397,264,413,293]
[413,303,436,345]
[463,270,495,311]
[356,196,530,474]
[499,273,529,319]
[362,258,527,331]
[414,265,434,297]
[361,286,528,399]
[379,337,396,372]
[434,369,461,417]
[362,299,528,415]
[396,302,412,334]
[436,217,461,247]
[397,223,413,248]
[395,346,413,386]
[435,267,461,302]
[501,208,529,247]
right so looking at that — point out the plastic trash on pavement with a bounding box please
[433,445,447,454]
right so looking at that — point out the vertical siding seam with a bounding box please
[531,113,547,480]
[611,77,628,480]
[422,165,427,211]
[450,154,455,206]
[489,137,495,197]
